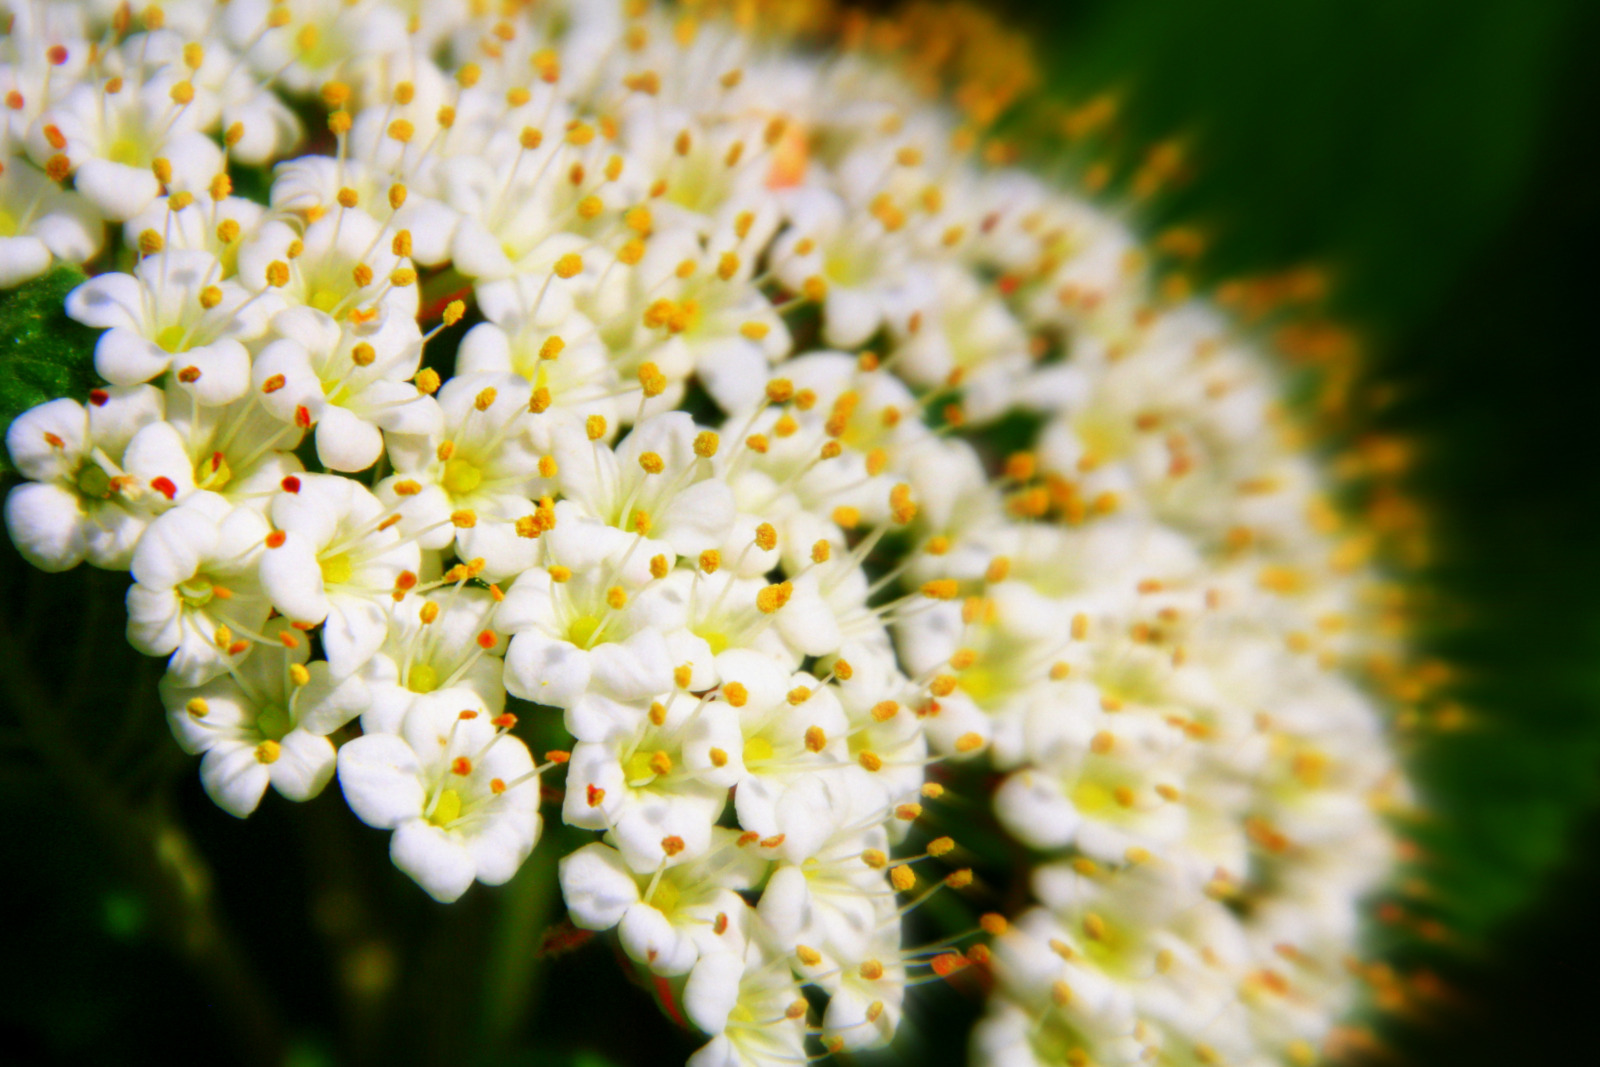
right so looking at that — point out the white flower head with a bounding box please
[67,249,278,405]
[0,155,102,286]
[4,386,172,570]
[160,618,370,818]
[258,473,422,678]
[126,491,273,685]
[337,692,542,902]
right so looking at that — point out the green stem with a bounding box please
[478,832,565,1057]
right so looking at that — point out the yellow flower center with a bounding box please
[567,614,603,649]
[428,788,462,827]
[320,552,354,585]
[156,324,189,353]
[442,458,484,495]
[407,662,440,693]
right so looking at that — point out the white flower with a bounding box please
[270,155,457,266]
[252,305,437,471]
[553,411,736,559]
[359,586,506,734]
[258,473,422,678]
[237,209,418,326]
[160,619,370,818]
[152,379,306,513]
[3,387,171,570]
[684,937,807,1067]
[770,188,909,349]
[497,506,682,710]
[67,249,277,405]
[337,693,541,902]
[561,686,742,872]
[456,273,626,427]
[120,192,266,269]
[31,72,223,221]
[377,371,544,577]
[126,491,273,686]
[0,154,102,286]
[559,832,763,975]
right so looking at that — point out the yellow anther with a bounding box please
[638,451,665,475]
[586,414,607,440]
[198,285,222,310]
[693,431,719,458]
[721,682,748,707]
[801,275,827,302]
[606,586,628,610]
[553,253,584,280]
[858,751,884,772]
[921,579,959,600]
[529,387,551,412]
[649,554,669,580]
[709,747,728,767]
[265,261,290,288]
[389,268,417,288]
[648,750,672,776]
[796,945,822,967]
[954,732,984,753]
[890,865,915,892]
[894,803,923,821]
[871,700,899,722]
[450,510,477,528]
[756,581,792,614]
[946,869,974,889]
[548,565,572,583]
[350,343,376,367]
[415,368,441,395]
[804,725,826,751]
[859,960,885,981]
[185,698,209,718]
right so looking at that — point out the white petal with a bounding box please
[504,632,592,709]
[314,406,384,472]
[199,741,272,818]
[558,843,639,930]
[391,819,477,902]
[337,733,426,829]
[322,595,390,679]
[3,482,86,572]
[258,530,330,623]
[684,951,745,1035]
[269,730,337,802]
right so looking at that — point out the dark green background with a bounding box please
[4,0,1600,1063]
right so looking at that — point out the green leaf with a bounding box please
[0,265,101,475]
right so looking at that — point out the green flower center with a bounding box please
[76,464,112,499]
[177,576,215,608]
[256,703,292,742]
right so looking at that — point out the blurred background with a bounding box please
[4,0,1600,1064]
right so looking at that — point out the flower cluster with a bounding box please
[1,1,1405,1064]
